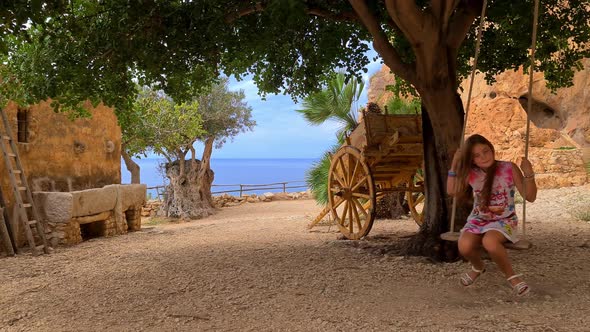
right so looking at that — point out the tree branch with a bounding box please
[225,2,359,24]
[384,0,425,44]
[348,0,416,85]
[225,2,265,23]
[307,8,359,22]
[447,0,481,51]
[189,146,196,164]
[432,0,461,32]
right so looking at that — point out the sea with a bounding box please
[121,158,318,198]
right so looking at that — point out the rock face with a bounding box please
[368,61,590,188]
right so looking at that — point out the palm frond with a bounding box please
[306,145,340,206]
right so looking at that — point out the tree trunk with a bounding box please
[196,137,215,207]
[121,144,140,184]
[403,89,472,260]
[375,192,408,220]
[164,158,215,220]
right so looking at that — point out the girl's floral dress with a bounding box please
[461,161,519,242]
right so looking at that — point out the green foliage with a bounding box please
[194,77,256,149]
[575,207,590,222]
[306,146,339,206]
[514,192,524,205]
[1,1,588,120]
[128,86,205,160]
[297,71,362,205]
[385,97,421,115]
[123,78,254,162]
[555,146,576,150]
[296,72,362,143]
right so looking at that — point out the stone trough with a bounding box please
[32,184,146,246]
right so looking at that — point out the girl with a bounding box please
[447,134,537,296]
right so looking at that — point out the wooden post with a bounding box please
[239,185,243,197]
[282,183,286,193]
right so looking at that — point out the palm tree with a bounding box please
[297,72,364,143]
[297,72,364,205]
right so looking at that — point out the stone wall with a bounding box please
[0,99,121,198]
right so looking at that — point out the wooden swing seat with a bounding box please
[440,231,533,250]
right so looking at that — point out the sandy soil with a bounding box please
[1,185,590,332]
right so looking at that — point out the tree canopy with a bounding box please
[130,87,205,160]
[1,1,587,114]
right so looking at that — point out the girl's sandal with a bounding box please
[507,274,530,297]
[460,266,486,286]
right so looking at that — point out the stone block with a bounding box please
[71,186,117,217]
[110,184,147,211]
[33,192,74,223]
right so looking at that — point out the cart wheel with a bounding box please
[406,169,425,226]
[328,146,376,240]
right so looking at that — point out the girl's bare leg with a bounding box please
[458,232,485,280]
[481,231,522,286]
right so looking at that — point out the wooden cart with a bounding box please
[324,111,425,240]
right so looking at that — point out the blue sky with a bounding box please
[196,49,383,159]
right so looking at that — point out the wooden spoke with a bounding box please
[328,146,375,240]
[337,156,348,186]
[350,199,363,230]
[352,197,369,218]
[350,175,368,192]
[414,194,425,205]
[352,192,371,199]
[350,158,360,185]
[334,171,347,188]
[405,169,425,226]
[340,200,349,227]
[332,197,345,210]
[348,200,354,233]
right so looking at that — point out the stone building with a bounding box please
[0,100,146,253]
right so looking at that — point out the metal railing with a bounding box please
[212,181,307,196]
[147,180,308,201]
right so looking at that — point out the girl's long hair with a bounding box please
[455,134,497,208]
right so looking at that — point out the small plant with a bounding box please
[574,207,590,222]
[514,192,524,204]
[385,96,421,115]
[142,217,175,226]
[146,192,154,201]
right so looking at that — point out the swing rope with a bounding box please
[447,0,489,238]
[522,0,541,238]
[443,0,540,248]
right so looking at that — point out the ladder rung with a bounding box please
[12,170,22,174]
[22,203,32,208]
[18,186,27,191]
[2,135,11,140]
[7,152,16,157]
[27,220,37,226]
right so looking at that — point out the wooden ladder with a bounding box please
[0,107,50,255]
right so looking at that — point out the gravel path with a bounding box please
[1,185,589,332]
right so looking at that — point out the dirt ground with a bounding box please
[1,185,590,332]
